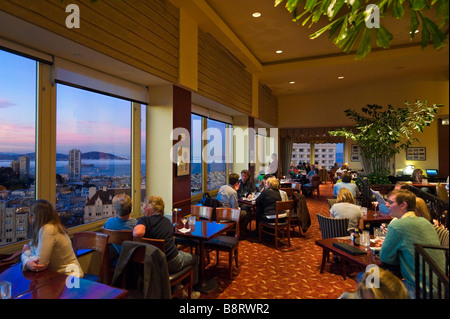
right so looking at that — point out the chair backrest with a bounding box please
[311,175,320,186]
[316,214,349,239]
[72,231,109,281]
[190,205,213,221]
[215,207,241,238]
[275,200,294,225]
[436,183,449,203]
[280,187,294,199]
[291,182,302,192]
[101,227,133,245]
[134,237,166,252]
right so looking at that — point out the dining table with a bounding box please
[0,262,127,299]
[315,236,385,280]
[363,209,392,225]
[174,220,233,293]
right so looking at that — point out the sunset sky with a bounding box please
[0,49,136,158]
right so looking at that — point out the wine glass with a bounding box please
[372,201,379,217]
[181,217,188,229]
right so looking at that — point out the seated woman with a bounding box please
[329,188,363,231]
[21,199,83,277]
[255,176,286,224]
[133,195,200,299]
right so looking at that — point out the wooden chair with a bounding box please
[101,227,133,284]
[72,231,109,283]
[190,205,213,221]
[259,200,294,249]
[204,207,240,279]
[291,182,302,193]
[280,187,294,200]
[303,175,321,196]
[436,183,449,203]
[134,237,194,299]
[327,198,337,209]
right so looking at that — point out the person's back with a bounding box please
[137,214,178,262]
[380,214,445,297]
[329,202,362,230]
[216,173,240,209]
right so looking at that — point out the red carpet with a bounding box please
[200,182,360,299]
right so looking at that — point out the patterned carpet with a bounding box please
[200,182,360,299]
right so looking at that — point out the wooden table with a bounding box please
[174,220,233,293]
[363,210,392,225]
[0,263,127,299]
[315,236,384,279]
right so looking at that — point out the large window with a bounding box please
[56,83,132,227]
[191,114,231,197]
[191,114,203,197]
[0,49,37,247]
[291,143,343,169]
[206,118,227,191]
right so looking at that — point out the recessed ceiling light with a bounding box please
[252,12,261,18]
[409,30,420,34]
[276,50,283,54]
[290,81,295,84]
[338,76,344,80]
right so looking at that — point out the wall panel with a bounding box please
[0,0,179,83]
[198,29,252,115]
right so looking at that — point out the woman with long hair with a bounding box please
[21,199,83,277]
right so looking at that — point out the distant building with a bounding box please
[0,202,29,246]
[10,160,19,174]
[69,149,81,182]
[18,155,30,177]
[291,143,336,169]
[84,187,146,223]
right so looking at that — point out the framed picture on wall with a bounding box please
[350,154,360,162]
[351,144,360,154]
[176,146,190,176]
[406,147,426,161]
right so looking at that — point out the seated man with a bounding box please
[333,172,359,199]
[133,196,200,299]
[103,194,136,256]
[380,189,446,298]
[237,169,257,198]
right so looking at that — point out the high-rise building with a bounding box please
[291,143,336,169]
[18,155,30,177]
[69,149,82,182]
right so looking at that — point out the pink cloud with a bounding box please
[0,99,16,109]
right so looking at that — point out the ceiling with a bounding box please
[205,0,449,96]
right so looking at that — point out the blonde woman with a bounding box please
[21,200,83,277]
[255,176,285,223]
[340,268,408,299]
[415,197,431,221]
[329,188,363,231]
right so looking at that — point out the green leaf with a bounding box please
[411,0,427,10]
[327,0,346,20]
[356,27,372,59]
[392,0,405,19]
[375,25,393,48]
[274,0,286,7]
[304,0,318,11]
[410,10,420,39]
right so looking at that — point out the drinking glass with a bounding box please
[0,281,11,299]
[181,217,188,229]
[361,230,370,248]
[172,208,181,227]
[372,201,379,217]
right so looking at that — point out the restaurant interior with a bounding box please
[0,0,449,303]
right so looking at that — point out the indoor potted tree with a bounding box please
[328,100,442,183]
